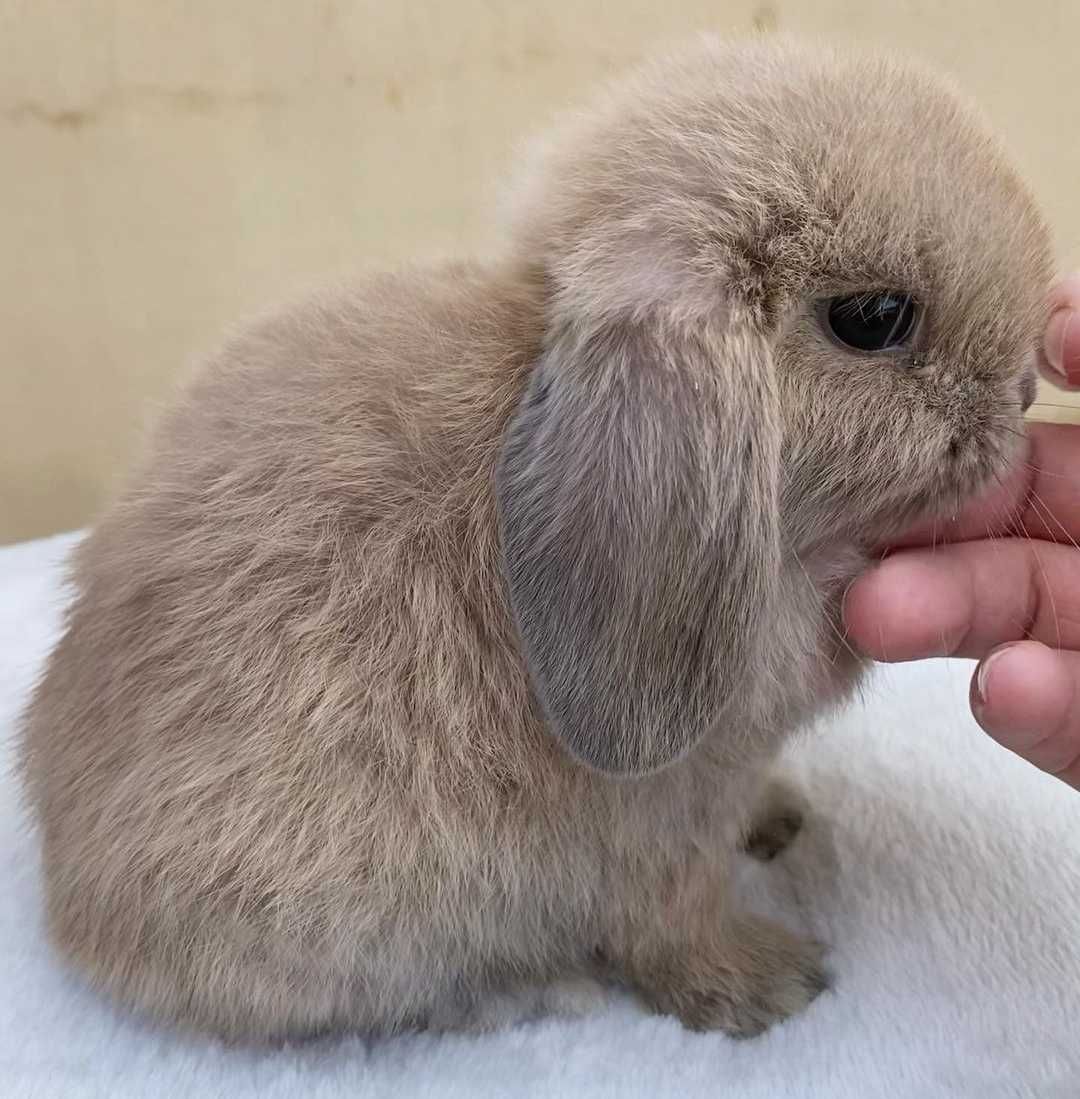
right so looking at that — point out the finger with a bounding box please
[894,422,1080,548]
[843,537,1080,661]
[971,641,1080,790]
[1038,273,1080,390]
[1046,274,1080,315]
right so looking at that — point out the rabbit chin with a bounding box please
[923,421,1029,531]
[854,420,1029,549]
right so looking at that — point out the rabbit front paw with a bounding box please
[742,777,808,861]
[634,917,829,1038]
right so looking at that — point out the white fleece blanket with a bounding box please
[2,532,1078,1099]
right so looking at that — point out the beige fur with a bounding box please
[19,36,1052,1042]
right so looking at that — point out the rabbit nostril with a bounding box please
[1019,370,1037,413]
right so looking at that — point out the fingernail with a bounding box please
[974,644,1017,708]
[1044,308,1077,381]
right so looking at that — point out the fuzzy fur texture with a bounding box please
[7,534,1080,1098]
[19,36,1052,1041]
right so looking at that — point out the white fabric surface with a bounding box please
[2,531,1078,1098]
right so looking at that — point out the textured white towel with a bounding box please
[2,532,1078,1098]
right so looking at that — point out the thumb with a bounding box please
[971,641,1080,790]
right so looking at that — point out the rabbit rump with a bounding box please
[20,36,1051,1042]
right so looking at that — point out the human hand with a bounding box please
[844,277,1080,789]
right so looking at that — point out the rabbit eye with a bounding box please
[822,292,919,353]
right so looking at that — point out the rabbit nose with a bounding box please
[1019,369,1037,412]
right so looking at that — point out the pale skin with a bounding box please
[844,275,1080,790]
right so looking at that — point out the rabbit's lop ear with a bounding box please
[497,307,781,775]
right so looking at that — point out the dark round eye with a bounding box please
[823,292,919,352]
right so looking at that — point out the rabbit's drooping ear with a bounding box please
[497,309,781,775]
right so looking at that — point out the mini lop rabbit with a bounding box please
[21,36,1051,1041]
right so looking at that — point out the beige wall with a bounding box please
[2,1,1078,543]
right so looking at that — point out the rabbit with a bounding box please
[19,34,1052,1043]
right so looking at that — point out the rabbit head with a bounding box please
[495,37,1053,776]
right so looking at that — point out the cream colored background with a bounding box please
[2,1,1078,543]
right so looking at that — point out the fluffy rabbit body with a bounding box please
[21,38,1050,1040]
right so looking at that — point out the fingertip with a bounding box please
[1040,308,1080,389]
[1040,275,1080,389]
[972,641,1061,727]
[842,565,893,659]
[1047,272,1080,314]
[843,554,970,662]
[971,641,1080,771]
